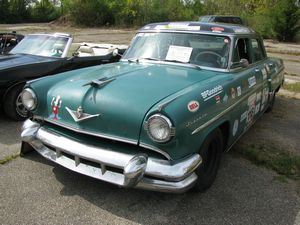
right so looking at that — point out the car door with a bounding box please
[226,37,265,146]
[250,38,270,112]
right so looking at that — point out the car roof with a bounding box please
[27,33,72,38]
[139,22,255,35]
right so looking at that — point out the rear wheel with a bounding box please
[3,83,29,121]
[265,91,275,113]
[193,128,223,192]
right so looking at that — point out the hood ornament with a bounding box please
[65,106,99,122]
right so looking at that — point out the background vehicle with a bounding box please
[199,15,244,25]
[0,33,127,120]
[0,31,24,54]
[20,22,284,193]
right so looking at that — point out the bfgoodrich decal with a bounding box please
[201,85,223,101]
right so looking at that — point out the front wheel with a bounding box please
[193,128,223,192]
[3,84,29,121]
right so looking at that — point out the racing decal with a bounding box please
[223,94,228,103]
[187,101,199,112]
[265,64,270,73]
[237,86,242,97]
[232,119,239,136]
[240,111,247,122]
[260,87,269,111]
[256,92,262,102]
[49,95,62,120]
[201,85,223,101]
[215,95,221,104]
[255,103,261,115]
[231,88,236,99]
[246,93,256,126]
[262,68,267,80]
[211,27,224,33]
[248,76,256,88]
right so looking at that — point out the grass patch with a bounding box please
[0,153,20,165]
[283,82,300,93]
[233,143,300,180]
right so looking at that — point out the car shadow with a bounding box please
[23,151,299,225]
[0,109,22,145]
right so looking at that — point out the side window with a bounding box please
[251,39,265,62]
[232,38,251,64]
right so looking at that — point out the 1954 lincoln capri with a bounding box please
[20,22,284,193]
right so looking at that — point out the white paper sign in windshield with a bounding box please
[166,45,193,63]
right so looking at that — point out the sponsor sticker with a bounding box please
[233,119,239,136]
[188,101,199,112]
[265,64,270,73]
[255,103,261,115]
[247,93,257,125]
[215,95,221,104]
[155,23,200,31]
[231,88,236,99]
[201,85,223,101]
[223,94,228,103]
[211,27,224,33]
[240,111,247,122]
[237,86,242,96]
[256,92,262,102]
[248,76,256,88]
[262,68,267,80]
[49,95,62,120]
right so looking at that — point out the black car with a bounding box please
[0,33,127,120]
[0,31,24,54]
[199,15,244,25]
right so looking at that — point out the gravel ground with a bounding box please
[0,152,299,225]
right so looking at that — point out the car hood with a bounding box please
[42,62,216,142]
[0,54,58,70]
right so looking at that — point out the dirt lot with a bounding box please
[0,23,299,225]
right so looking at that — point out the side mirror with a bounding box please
[240,58,249,68]
[112,48,119,57]
[231,58,249,69]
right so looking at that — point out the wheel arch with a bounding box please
[2,80,26,102]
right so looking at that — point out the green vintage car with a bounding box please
[20,22,284,193]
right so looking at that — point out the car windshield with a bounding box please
[123,32,231,69]
[10,35,69,58]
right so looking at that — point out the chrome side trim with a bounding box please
[158,93,184,112]
[139,142,172,160]
[44,118,138,145]
[192,83,263,135]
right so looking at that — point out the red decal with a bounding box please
[188,101,199,112]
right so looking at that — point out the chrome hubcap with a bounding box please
[16,92,28,117]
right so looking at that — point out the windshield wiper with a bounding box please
[126,57,160,63]
[162,59,202,70]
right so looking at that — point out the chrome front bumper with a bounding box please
[21,119,202,193]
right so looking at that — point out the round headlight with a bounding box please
[145,114,175,143]
[21,88,37,111]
